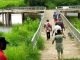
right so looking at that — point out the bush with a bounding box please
[37,36,44,50]
[26,45,40,60]
[5,44,26,60]
[4,18,40,60]
[67,16,80,31]
[0,32,3,36]
[45,1,56,9]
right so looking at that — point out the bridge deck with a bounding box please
[40,10,80,60]
[0,7,46,13]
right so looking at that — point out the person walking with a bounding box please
[0,37,9,60]
[52,30,65,60]
[53,12,61,23]
[55,20,65,32]
[44,20,52,40]
[53,12,57,23]
[52,23,62,36]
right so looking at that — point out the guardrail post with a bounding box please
[78,12,80,19]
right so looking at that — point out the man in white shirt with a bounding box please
[52,24,62,35]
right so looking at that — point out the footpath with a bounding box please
[40,10,80,60]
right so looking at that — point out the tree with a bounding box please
[27,0,46,6]
[24,0,80,8]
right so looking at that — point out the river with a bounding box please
[0,14,22,32]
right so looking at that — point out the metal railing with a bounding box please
[57,6,80,12]
[31,13,45,49]
[0,6,46,13]
[58,6,80,9]
[57,10,80,42]
[4,6,46,10]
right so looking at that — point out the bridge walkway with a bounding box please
[40,10,80,60]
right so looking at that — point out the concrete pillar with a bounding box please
[5,13,8,26]
[78,12,80,19]
[5,13,7,26]
[2,13,4,25]
[22,13,25,23]
[8,13,11,26]
[5,12,11,26]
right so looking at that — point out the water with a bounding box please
[0,27,11,32]
[0,14,22,24]
[0,14,22,32]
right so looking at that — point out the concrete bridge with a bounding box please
[31,9,80,60]
[57,6,80,18]
[0,6,46,26]
[0,6,80,59]
[0,6,46,13]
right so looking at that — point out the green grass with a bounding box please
[0,0,26,8]
[25,45,40,60]
[2,18,42,60]
[37,36,44,50]
[5,44,26,60]
[67,16,80,31]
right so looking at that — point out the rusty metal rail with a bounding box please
[31,13,45,49]
[57,10,80,42]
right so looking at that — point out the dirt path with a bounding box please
[40,10,80,60]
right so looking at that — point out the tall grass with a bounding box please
[25,45,40,60]
[67,16,80,31]
[3,18,42,60]
[37,36,44,50]
[5,44,26,60]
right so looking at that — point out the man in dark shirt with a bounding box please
[0,37,9,60]
[55,21,65,32]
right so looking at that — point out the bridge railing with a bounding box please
[57,10,80,42]
[5,6,46,10]
[58,6,80,9]
[31,13,45,49]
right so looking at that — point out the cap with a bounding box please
[0,37,9,44]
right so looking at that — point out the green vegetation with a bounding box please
[37,36,44,50]
[0,0,26,8]
[0,18,44,60]
[26,0,80,8]
[67,16,80,31]
[0,0,80,9]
